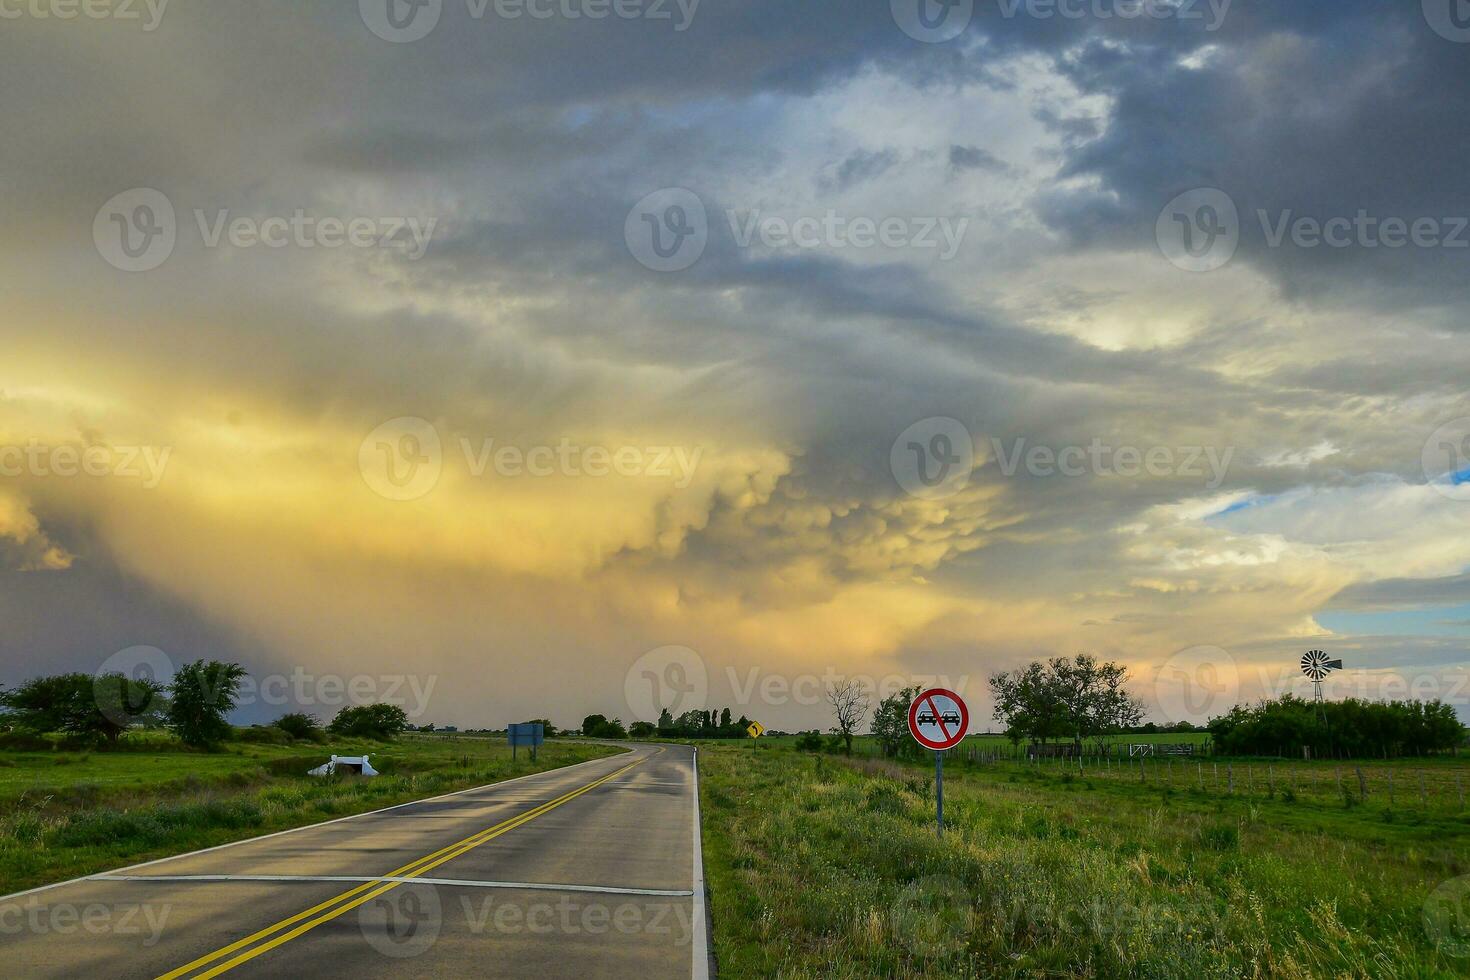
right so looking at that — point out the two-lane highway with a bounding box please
[0,743,710,979]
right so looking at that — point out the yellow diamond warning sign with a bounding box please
[746,720,765,739]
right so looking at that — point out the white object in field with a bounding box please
[307,754,379,777]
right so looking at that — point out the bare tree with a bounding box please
[827,679,871,756]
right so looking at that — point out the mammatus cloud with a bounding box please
[0,2,1467,728]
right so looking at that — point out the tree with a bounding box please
[91,673,169,743]
[581,714,609,736]
[657,707,673,731]
[991,655,1142,751]
[628,721,657,738]
[1049,654,1142,751]
[328,703,410,739]
[273,712,325,742]
[826,678,870,756]
[871,685,921,758]
[720,707,732,728]
[0,672,166,745]
[167,661,247,748]
[1,674,84,735]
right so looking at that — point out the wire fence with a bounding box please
[949,750,1470,812]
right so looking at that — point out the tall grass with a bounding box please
[700,746,1470,977]
[0,741,620,894]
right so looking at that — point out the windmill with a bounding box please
[1300,650,1344,704]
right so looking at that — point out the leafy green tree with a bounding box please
[720,707,732,727]
[0,674,85,735]
[581,713,609,736]
[1208,695,1464,758]
[91,673,169,743]
[657,707,673,731]
[991,655,1142,751]
[0,672,166,745]
[628,721,657,738]
[272,712,325,742]
[871,685,921,758]
[167,661,247,748]
[328,703,410,739]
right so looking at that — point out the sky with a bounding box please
[2,0,1469,732]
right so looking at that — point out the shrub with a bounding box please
[328,703,410,740]
[272,712,326,742]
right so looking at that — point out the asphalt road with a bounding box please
[0,743,710,979]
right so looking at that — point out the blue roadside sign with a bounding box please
[508,722,545,760]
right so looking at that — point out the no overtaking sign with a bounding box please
[908,688,968,836]
[908,688,968,751]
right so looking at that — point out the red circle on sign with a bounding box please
[908,688,969,751]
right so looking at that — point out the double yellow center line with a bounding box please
[157,749,656,979]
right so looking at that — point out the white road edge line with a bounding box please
[692,746,711,980]
[88,874,693,898]
[0,744,636,905]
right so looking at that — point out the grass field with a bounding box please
[756,732,1213,757]
[697,742,1470,977]
[0,735,621,895]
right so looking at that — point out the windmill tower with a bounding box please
[1300,650,1343,709]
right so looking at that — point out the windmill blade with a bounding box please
[1324,659,1343,671]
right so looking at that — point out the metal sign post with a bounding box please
[908,688,968,837]
[507,723,545,762]
[935,750,944,836]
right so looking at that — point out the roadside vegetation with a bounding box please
[0,731,619,895]
[698,742,1470,978]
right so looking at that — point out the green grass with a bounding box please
[698,743,1470,977]
[0,735,622,895]
[756,732,1213,755]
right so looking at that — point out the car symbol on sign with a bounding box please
[916,711,962,726]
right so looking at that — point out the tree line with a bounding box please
[0,663,410,749]
[1208,695,1463,758]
